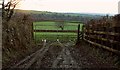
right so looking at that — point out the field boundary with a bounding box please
[33,21,83,43]
[34,30,78,33]
[83,15,120,55]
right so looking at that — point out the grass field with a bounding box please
[33,21,83,42]
[33,21,83,31]
[34,32,77,42]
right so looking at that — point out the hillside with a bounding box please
[14,9,104,22]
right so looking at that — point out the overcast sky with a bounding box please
[4,0,120,14]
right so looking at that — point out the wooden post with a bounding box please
[35,25,37,45]
[32,22,34,40]
[76,24,80,44]
[82,25,84,40]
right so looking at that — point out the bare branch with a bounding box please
[2,0,21,21]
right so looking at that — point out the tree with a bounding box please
[55,21,65,30]
[2,0,21,21]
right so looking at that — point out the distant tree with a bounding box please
[55,21,65,30]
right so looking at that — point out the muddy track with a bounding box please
[12,40,49,68]
[11,40,76,68]
[52,41,79,68]
[10,39,117,69]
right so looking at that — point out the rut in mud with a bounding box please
[11,40,117,69]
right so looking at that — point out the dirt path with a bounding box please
[11,40,117,69]
[52,41,78,68]
[13,40,48,68]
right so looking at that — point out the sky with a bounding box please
[3,0,120,14]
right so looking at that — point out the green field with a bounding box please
[33,21,83,42]
[33,21,83,31]
[34,32,77,42]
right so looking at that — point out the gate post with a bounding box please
[82,25,84,40]
[76,24,80,45]
[32,22,34,40]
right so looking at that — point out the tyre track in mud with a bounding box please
[12,40,77,68]
[12,40,50,68]
[52,40,79,68]
[10,39,117,69]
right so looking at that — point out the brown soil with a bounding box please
[8,41,119,69]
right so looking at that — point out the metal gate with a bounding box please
[33,21,83,43]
